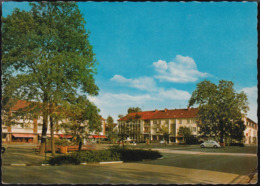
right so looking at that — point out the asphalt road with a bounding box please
[2,150,257,184]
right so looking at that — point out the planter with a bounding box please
[60,146,68,154]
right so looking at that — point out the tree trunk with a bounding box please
[78,139,82,151]
[50,115,55,156]
[39,110,48,155]
[39,95,49,155]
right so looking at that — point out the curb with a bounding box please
[10,164,27,166]
[5,158,162,166]
[99,161,123,164]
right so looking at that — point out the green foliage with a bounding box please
[48,154,81,165]
[2,2,99,153]
[55,138,71,147]
[188,80,249,143]
[47,147,162,165]
[127,107,142,114]
[186,135,199,144]
[178,126,192,144]
[48,150,120,165]
[118,114,124,119]
[159,124,170,144]
[109,146,162,162]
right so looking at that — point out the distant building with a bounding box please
[117,108,257,144]
[2,100,106,144]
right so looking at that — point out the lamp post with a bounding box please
[42,136,47,160]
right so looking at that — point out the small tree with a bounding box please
[127,107,142,114]
[106,116,116,143]
[118,114,124,119]
[61,95,101,151]
[159,124,170,146]
[178,126,191,144]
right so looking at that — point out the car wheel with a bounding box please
[213,145,217,148]
[201,145,205,148]
[2,147,6,153]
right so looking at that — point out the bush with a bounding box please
[48,154,81,165]
[109,146,162,162]
[48,147,162,165]
[55,138,72,147]
[48,150,120,165]
[229,143,244,147]
[186,136,199,144]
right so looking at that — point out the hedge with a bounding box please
[47,147,162,165]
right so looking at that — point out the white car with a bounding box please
[159,140,165,144]
[200,140,221,148]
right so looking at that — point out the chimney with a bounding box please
[188,107,191,110]
[164,108,168,112]
[155,109,158,112]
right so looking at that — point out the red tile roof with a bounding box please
[10,100,31,111]
[118,108,198,121]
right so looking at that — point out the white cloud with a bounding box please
[89,87,191,121]
[153,55,209,83]
[111,75,157,91]
[158,88,191,100]
[241,86,257,122]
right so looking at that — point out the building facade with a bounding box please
[118,108,257,144]
[2,100,106,144]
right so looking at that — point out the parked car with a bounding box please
[2,144,8,153]
[200,140,221,148]
[159,140,165,144]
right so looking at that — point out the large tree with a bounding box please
[2,2,99,154]
[188,80,249,143]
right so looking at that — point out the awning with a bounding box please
[92,135,107,139]
[12,134,35,138]
[60,134,73,138]
[88,136,94,139]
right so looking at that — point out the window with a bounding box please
[153,120,157,125]
[179,119,182,124]
[165,120,169,124]
[191,127,196,132]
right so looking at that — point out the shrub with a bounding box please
[109,146,162,162]
[229,143,244,147]
[48,154,81,165]
[48,150,120,165]
[186,136,199,144]
[55,138,71,147]
[48,147,162,165]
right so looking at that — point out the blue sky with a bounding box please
[3,2,257,122]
